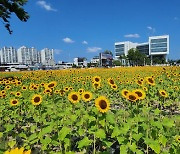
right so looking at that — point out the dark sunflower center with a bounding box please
[95,78,100,82]
[99,100,107,109]
[129,95,136,100]
[138,80,142,84]
[48,83,54,88]
[135,91,142,97]
[148,78,154,83]
[34,97,40,103]
[161,92,165,95]
[84,94,90,99]
[72,94,78,101]
[110,80,114,84]
[94,84,98,88]
[124,91,128,95]
[17,93,20,95]
[46,90,50,92]
[12,100,17,104]
[23,87,26,89]
[113,85,116,88]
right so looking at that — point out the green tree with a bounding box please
[103,50,113,56]
[127,48,147,66]
[0,0,29,34]
[113,60,122,66]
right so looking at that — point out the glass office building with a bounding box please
[115,35,169,61]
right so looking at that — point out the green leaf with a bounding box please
[5,124,15,132]
[128,142,137,153]
[159,135,167,147]
[111,126,120,138]
[19,132,27,139]
[58,127,71,141]
[106,113,115,124]
[28,133,37,141]
[38,125,53,138]
[132,133,143,141]
[78,137,92,149]
[95,129,106,139]
[120,145,128,154]
[117,136,125,144]
[154,108,161,115]
[70,115,77,122]
[88,116,96,122]
[64,138,70,149]
[145,138,161,154]
[99,119,105,127]
[8,140,16,148]
[40,136,52,145]
[162,118,175,128]
[30,138,39,144]
[0,132,3,138]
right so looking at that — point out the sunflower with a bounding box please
[47,81,57,89]
[82,91,93,102]
[111,84,118,91]
[78,88,85,94]
[15,92,22,97]
[142,86,148,92]
[159,90,168,98]
[92,76,101,83]
[21,86,27,90]
[95,96,110,113]
[68,92,81,104]
[5,85,11,90]
[54,90,59,94]
[44,88,52,94]
[136,80,143,86]
[31,94,42,105]
[132,89,146,100]
[126,92,138,102]
[64,87,69,92]
[59,89,65,96]
[121,89,130,98]
[10,99,19,106]
[146,77,155,86]
[175,135,180,143]
[93,82,101,90]
[107,78,115,85]
[4,147,31,154]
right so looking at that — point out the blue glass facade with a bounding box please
[150,38,167,53]
[115,44,124,56]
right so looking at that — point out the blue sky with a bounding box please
[0,0,180,62]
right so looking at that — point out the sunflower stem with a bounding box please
[93,133,96,154]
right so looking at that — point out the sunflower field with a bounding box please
[0,66,179,154]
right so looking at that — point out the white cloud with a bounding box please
[147,26,156,33]
[37,1,57,11]
[54,49,62,55]
[124,34,140,38]
[62,37,74,43]
[87,47,102,53]
[82,41,88,45]
[147,26,153,30]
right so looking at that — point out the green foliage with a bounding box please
[0,0,29,34]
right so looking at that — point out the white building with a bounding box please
[41,48,54,66]
[74,57,87,67]
[149,35,169,61]
[17,46,39,65]
[91,56,100,64]
[115,41,137,59]
[0,47,17,64]
[115,35,169,62]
